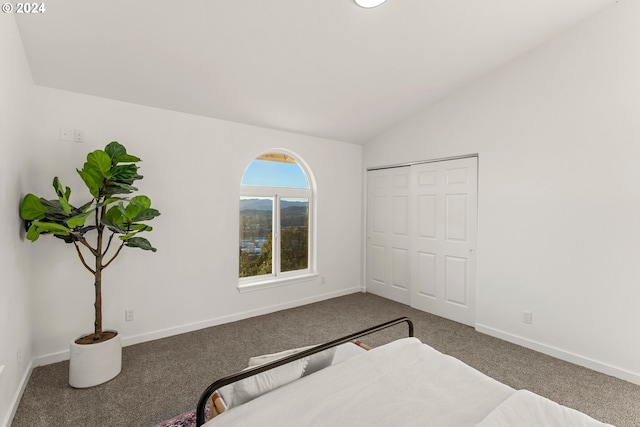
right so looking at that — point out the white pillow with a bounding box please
[218,358,307,408]
[248,345,314,367]
[248,345,337,376]
[303,347,337,376]
[218,344,337,409]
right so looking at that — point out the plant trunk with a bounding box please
[94,266,102,340]
[93,203,105,341]
[74,200,121,345]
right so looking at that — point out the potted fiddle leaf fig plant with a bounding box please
[19,141,160,388]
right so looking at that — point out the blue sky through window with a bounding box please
[242,159,308,188]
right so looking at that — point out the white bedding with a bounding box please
[205,337,615,427]
[476,390,615,427]
[206,337,514,426]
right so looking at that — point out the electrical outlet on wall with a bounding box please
[16,347,22,369]
[125,310,134,322]
[73,129,85,143]
[522,311,533,324]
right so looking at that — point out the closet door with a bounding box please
[410,157,478,326]
[366,157,478,326]
[366,167,411,304]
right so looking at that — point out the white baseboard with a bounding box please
[475,323,640,386]
[32,348,69,367]
[2,360,33,427]
[33,286,362,367]
[122,286,362,347]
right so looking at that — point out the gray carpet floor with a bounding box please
[11,292,640,427]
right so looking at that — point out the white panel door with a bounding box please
[410,157,478,326]
[366,167,411,304]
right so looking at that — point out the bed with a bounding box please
[195,317,615,427]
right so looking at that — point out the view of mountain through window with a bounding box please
[239,153,311,280]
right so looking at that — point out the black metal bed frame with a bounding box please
[195,316,414,426]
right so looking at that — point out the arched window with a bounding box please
[239,151,315,289]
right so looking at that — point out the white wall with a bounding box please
[25,87,362,364]
[0,15,36,427]
[364,1,640,384]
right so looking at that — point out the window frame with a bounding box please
[238,154,317,292]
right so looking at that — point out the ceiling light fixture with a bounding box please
[354,0,387,8]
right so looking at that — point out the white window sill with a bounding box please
[238,273,319,293]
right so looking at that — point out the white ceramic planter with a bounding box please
[69,331,122,388]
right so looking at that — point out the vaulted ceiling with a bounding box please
[16,0,615,143]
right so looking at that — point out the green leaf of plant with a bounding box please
[65,212,91,229]
[85,150,112,179]
[105,141,126,161]
[125,195,151,219]
[73,225,96,238]
[116,154,141,163]
[57,233,79,244]
[97,197,124,209]
[26,223,41,241]
[36,199,71,223]
[111,164,139,182]
[117,202,128,219]
[52,176,63,194]
[77,168,100,198]
[104,223,128,234]
[124,236,157,252]
[52,177,72,214]
[105,141,141,164]
[77,200,95,213]
[102,182,138,195]
[130,195,151,209]
[103,205,127,233]
[31,220,71,236]
[20,194,48,220]
[132,208,160,222]
[104,205,123,220]
[129,224,152,232]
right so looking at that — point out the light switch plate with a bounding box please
[60,128,73,141]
